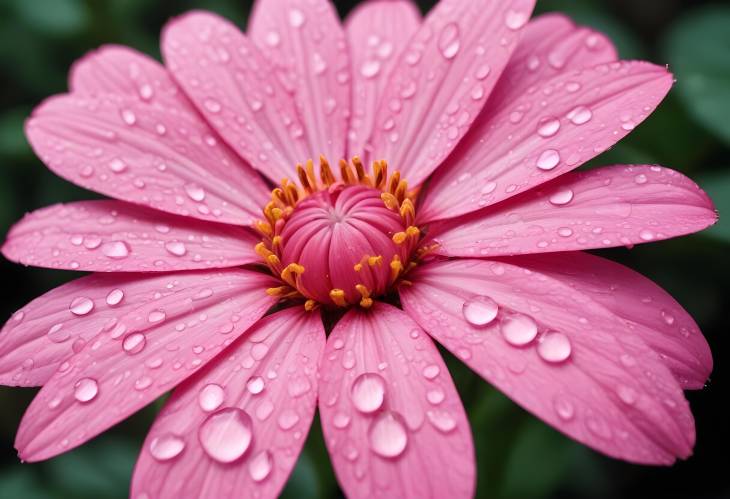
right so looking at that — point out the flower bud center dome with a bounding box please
[255,157,422,309]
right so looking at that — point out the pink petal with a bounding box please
[400,259,696,464]
[15,269,276,461]
[428,165,717,257]
[161,11,313,183]
[319,303,475,498]
[345,0,421,158]
[69,45,189,109]
[2,200,259,272]
[499,252,712,389]
[131,307,325,498]
[248,0,350,165]
[419,61,673,222]
[26,91,269,226]
[367,0,536,186]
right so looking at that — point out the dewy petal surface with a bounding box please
[131,307,324,499]
[428,165,717,257]
[345,0,421,158]
[2,200,260,272]
[499,252,712,389]
[26,90,268,225]
[248,0,350,165]
[399,259,695,464]
[162,11,313,183]
[367,0,535,186]
[15,269,276,461]
[419,61,673,222]
[319,302,475,499]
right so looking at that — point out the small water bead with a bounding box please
[203,99,222,113]
[426,388,445,405]
[422,364,440,380]
[199,383,225,412]
[553,395,575,421]
[199,408,253,463]
[536,332,572,363]
[248,450,273,482]
[121,109,137,125]
[536,149,561,170]
[74,377,99,403]
[368,412,409,460]
[639,229,655,241]
[184,183,206,202]
[462,295,499,326]
[69,297,94,316]
[288,8,305,28]
[557,227,574,237]
[438,23,461,60]
[148,310,166,323]
[427,410,457,433]
[360,60,381,78]
[165,241,187,257]
[102,241,130,259]
[617,385,638,405]
[109,158,128,173]
[505,9,529,30]
[106,288,124,306]
[277,409,300,430]
[537,118,561,138]
[247,376,265,395]
[634,173,648,185]
[135,376,153,390]
[333,411,351,429]
[501,314,538,346]
[122,333,147,355]
[566,106,593,125]
[350,373,386,414]
[149,434,186,461]
[549,188,574,206]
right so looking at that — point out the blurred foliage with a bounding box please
[0,1,728,499]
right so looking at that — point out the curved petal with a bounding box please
[2,201,260,272]
[418,61,673,222]
[26,91,269,226]
[345,0,421,158]
[399,259,696,464]
[70,45,187,109]
[367,0,536,186]
[498,252,712,389]
[248,0,350,165]
[162,11,312,183]
[319,303,475,499]
[428,165,717,257]
[131,307,325,498]
[15,269,277,462]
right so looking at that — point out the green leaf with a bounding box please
[10,0,90,37]
[0,107,32,159]
[664,5,730,146]
[0,468,51,499]
[695,171,729,244]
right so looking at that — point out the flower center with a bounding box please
[255,157,423,310]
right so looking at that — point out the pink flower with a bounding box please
[0,0,717,497]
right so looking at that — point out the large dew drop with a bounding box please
[199,383,225,412]
[462,295,499,326]
[198,408,254,464]
[74,377,99,403]
[122,333,146,355]
[501,314,538,346]
[537,332,572,363]
[438,23,461,60]
[350,373,386,414]
[248,450,273,482]
[69,297,94,316]
[149,433,186,461]
[368,411,408,459]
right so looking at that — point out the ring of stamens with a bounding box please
[255,156,424,310]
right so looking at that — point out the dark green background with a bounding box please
[1,0,728,498]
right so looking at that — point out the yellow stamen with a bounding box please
[267,254,281,266]
[368,255,383,266]
[339,159,355,184]
[395,179,408,202]
[281,263,305,287]
[266,286,289,296]
[304,299,318,311]
[392,231,407,245]
[272,235,283,247]
[381,192,400,210]
[354,263,363,272]
[406,226,420,238]
[320,155,336,186]
[330,289,347,307]
[254,221,273,236]
[296,164,313,193]
[390,255,403,283]
[387,171,401,194]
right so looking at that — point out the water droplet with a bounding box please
[247,376,265,395]
[199,383,225,412]
[462,295,499,326]
[549,188,574,206]
[639,229,655,241]
[501,314,538,346]
[536,149,561,170]
[360,60,381,78]
[121,109,137,125]
[505,9,529,30]
[566,106,592,125]
[148,309,166,323]
[184,183,206,202]
[537,118,561,137]
[617,385,637,405]
[427,410,457,433]
[277,409,300,430]
[106,288,124,306]
[101,241,130,259]
[109,158,128,173]
[248,450,273,482]
[333,411,351,429]
[438,23,461,60]
[149,434,185,461]
[165,241,187,257]
[199,408,253,463]
[350,373,386,414]
[553,395,575,420]
[203,99,222,113]
[47,323,68,343]
[138,83,154,100]
[426,388,445,405]
[422,364,440,380]
[288,8,305,28]
[369,412,408,458]
[69,296,94,316]
[122,333,146,355]
[634,173,648,185]
[74,377,99,403]
[537,332,572,363]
